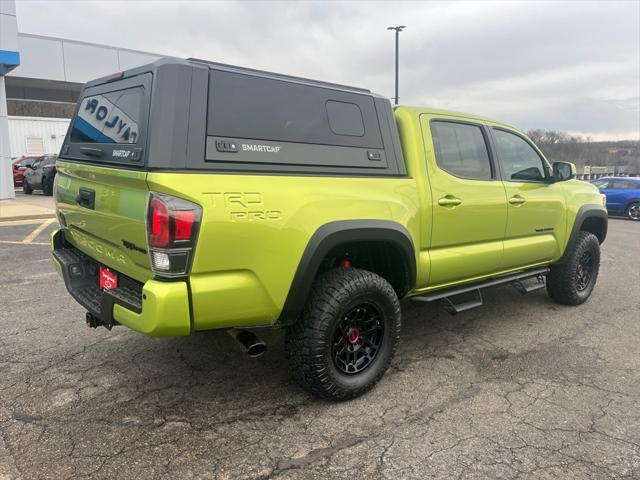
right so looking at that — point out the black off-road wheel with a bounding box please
[285,268,401,401]
[547,231,600,305]
[626,202,640,221]
[23,179,33,195]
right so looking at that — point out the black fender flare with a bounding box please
[277,220,416,325]
[557,204,608,263]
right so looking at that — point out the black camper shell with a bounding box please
[61,58,407,177]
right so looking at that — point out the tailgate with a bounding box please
[56,160,152,282]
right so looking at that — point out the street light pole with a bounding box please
[387,25,405,105]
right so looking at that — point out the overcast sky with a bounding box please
[14,0,640,141]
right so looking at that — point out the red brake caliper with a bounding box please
[347,327,361,345]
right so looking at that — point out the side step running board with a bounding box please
[440,289,483,314]
[512,274,546,294]
[412,267,549,314]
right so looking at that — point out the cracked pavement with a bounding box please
[0,218,639,479]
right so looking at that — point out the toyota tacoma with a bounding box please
[51,58,608,400]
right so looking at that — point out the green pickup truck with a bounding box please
[52,58,607,400]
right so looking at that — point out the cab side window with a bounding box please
[493,129,548,182]
[430,121,493,180]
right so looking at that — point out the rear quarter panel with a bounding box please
[146,172,420,329]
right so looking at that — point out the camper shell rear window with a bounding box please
[70,88,143,144]
[63,73,151,165]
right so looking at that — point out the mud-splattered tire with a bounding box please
[547,231,600,305]
[285,268,401,401]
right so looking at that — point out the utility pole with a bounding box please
[387,25,405,105]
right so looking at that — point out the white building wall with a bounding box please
[10,33,164,83]
[8,116,70,156]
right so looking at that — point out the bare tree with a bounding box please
[527,129,640,174]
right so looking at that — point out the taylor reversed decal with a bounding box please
[77,95,139,144]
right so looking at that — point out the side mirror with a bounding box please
[552,161,575,182]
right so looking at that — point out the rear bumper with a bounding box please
[51,229,191,336]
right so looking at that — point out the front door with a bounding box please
[420,116,508,287]
[490,127,567,268]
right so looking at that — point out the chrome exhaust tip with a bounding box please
[227,328,267,357]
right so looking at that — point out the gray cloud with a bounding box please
[14,0,640,140]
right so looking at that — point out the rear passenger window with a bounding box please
[493,129,547,182]
[430,121,492,180]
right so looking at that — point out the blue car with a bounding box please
[591,177,640,221]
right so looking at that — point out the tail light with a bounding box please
[146,192,202,277]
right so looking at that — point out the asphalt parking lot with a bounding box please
[0,218,639,480]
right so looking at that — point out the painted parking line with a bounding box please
[22,218,57,244]
[0,240,49,246]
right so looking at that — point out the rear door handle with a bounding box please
[438,196,462,207]
[509,195,526,205]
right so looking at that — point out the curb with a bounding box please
[0,213,56,223]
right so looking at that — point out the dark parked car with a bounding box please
[12,155,39,187]
[23,155,58,196]
[591,177,640,220]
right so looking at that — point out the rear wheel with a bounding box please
[23,179,33,195]
[547,231,600,305]
[626,202,640,221]
[286,268,401,401]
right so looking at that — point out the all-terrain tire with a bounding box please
[285,268,401,401]
[23,179,33,195]
[547,231,600,305]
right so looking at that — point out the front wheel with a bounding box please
[286,268,401,401]
[547,231,600,305]
[626,202,640,221]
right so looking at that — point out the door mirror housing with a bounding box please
[552,161,575,182]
